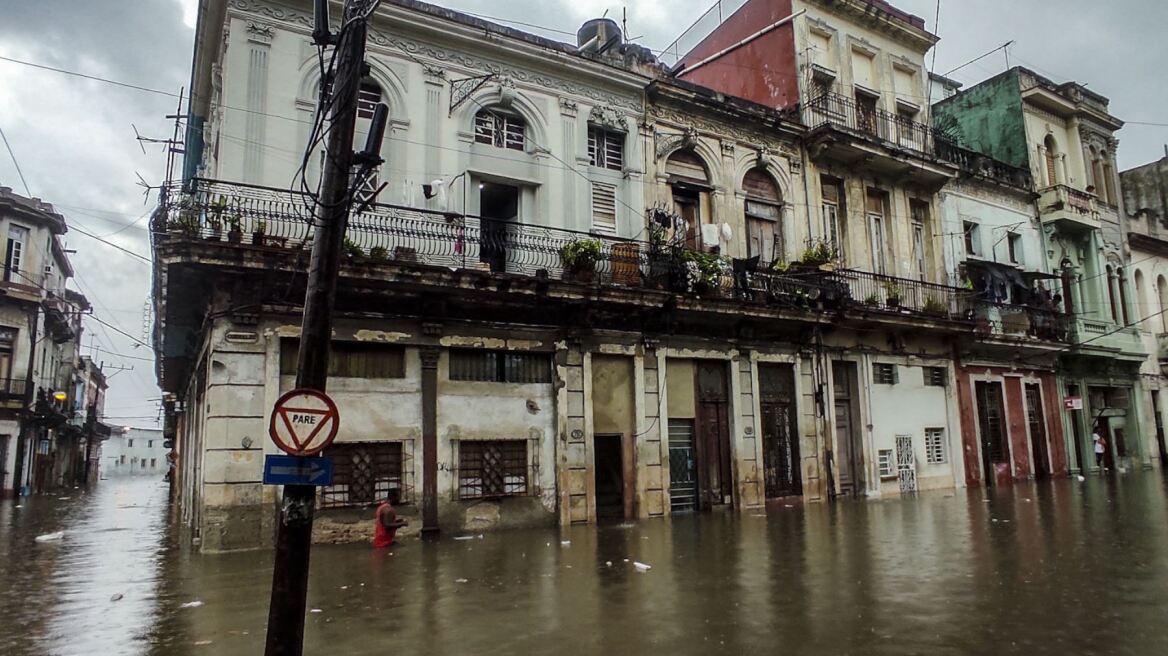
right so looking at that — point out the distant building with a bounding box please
[102,427,167,478]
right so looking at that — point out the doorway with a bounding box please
[975,380,1010,487]
[0,435,8,493]
[594,434,626,521]
[759,364,801,498]
[1025,383,1050,479]
[479,182,519,273]
[1152,390,1168,463]
[695,361,732,509]
[668,419,698,513]
[1068,383,1085,472]
[832,362,863,497]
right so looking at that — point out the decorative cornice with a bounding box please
[245,21,274,45]
[647,104,796,157]
[227,0,641,112]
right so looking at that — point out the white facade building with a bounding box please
[102,427,168,478]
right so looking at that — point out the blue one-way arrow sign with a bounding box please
[263,454,334,486]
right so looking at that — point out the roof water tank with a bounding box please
[577,18,621,53]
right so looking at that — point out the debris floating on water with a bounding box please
[309,608,322,613]
[560,540,571,546]
[455,578,469,584]
[633,562,652,572]
[605,561,613,567]
[180,601,204,609]
[1077,475,1086,482]
[35,532,65,542]
[110,593,124,602]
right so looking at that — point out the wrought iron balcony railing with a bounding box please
[154,179,973,323]
[0,377,27,399]
[972,301,1070,343]
[935,141,1034,190]
[803,91,951,156]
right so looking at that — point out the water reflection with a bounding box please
[3,475,1168,655]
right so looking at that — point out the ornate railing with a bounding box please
[936,141,1034,190]
[803,91,950,156]
[972,301,1070,342]
[154,179,972,321]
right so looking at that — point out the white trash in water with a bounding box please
[453,536,475,541]
[1077,475,1086,482]
[455,578,469,584]
[633,562,652,572]
[35,531,65,542]
[180,601,204,609]
[309,608,322,613]
[605,561,613,567]
[110,593,124,602]
[560,540,571,546]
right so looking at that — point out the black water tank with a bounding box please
[576,18,621,52]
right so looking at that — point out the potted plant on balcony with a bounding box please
[923,295,947,317]
[560,238,603,283]
[864,293,880,307]
[251,219,267,246]
[207,196,227,241]
[343,237,363,259]
[883,281,903,309]
[369,246,389,262]
[226,214,243,244]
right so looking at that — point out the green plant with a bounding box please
[883,281,903,299]
[560,238,604,271]
[343,237,363,258]
[769,258,790,273]
[208,196,228,231]
[923,296,947,315]
[172,210,200,236]
[679,249,728,289]
[254,219,267,233]
[797,240,836,267]
[369,245,389,261]
[864,293,880,306]
[226,213,242,233]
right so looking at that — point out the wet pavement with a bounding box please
[3,474,1168,655]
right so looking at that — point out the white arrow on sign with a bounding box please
[270,462,329,483]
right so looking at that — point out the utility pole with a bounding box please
[264,2,380,654]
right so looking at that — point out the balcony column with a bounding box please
[420,347,440,537]
[1068,266,1085,318]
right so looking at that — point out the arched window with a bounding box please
[1043,135,1059,187]
[1102,159,1117,206]
[1089,146,1104,196]
[1158,275,1168,333]
[743,167,783,263]
[666,150,710,250]
[474,108,526,151]
[1135,269,1148,322]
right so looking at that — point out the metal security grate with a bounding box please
[474,110,526,150]
[896,434,917,493]
[925,428,946,464]
[873,363,898,385]
[458,440,528,499]
[923,366,947,387]
[877,449,895,479]
[448,349,551,383]
[587,126,624,171]
[320,442,405,508]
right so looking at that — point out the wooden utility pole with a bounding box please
[264,2,371,654]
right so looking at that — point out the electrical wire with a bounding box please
[0,121,32,196]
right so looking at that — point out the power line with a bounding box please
[0,55,176,99]
[66,223,151,263]
[0,122,31,196]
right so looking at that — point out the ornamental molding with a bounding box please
[654,126,700,159]
[588,104,624,130]
[227,0,641,112]
[245,21,274,45]
[647,103,796,157]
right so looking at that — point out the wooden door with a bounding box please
[760,364,801,498]
[695,362,732,509]
[832,362,862,497]
[975,381,1009,486]
[1025,384,1050,478]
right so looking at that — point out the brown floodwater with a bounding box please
[3,473,1168,655]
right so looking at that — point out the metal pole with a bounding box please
[264,2,368,654]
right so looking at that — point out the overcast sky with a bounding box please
[1,0,1165,429]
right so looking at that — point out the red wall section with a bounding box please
[1041,374,1068,476]
[955,366,982,487]
[675,0,799,110]
[1004,377,1031,479]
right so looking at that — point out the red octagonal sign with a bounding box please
[268,388,340,456]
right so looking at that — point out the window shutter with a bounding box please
[592,182,617,234]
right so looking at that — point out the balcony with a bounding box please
[0,377,27,406]
[151,179,975,385]
[972,301,1070,344]
[1038,185,1100,232]
[802,92,958,185]
[936,141,1034,191]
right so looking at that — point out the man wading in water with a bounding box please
[374,489,407,548]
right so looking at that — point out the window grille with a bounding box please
[320,441,406,508]
[925,428,946,464]
[591,182,617,233]
[587,126,624,171]
[458,440,528,499]
[474,110,526,150]
[878,449,895,478]
[448,349,551,383]
[280,340,405,378]
[923,366,947,387]
[873,363,898,385]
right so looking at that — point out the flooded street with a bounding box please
[3,475,1168,655]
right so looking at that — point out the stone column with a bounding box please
[420,347,440,536]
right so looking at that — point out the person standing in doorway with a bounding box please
[374,488,407,549]
[1093,427,1108,472]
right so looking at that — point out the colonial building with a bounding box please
[0,186,95,496]
[102,426,168,478]
[162,0,986,551]
[1121,150,1168,466]
[934,67,1148,474]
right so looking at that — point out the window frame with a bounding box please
[4,224,29,283]
[873,363,898,385]
[587,125,624,171]
[922,366,947,387]
[877,449,896,479]
[1007,232,1022,264]
[448,349,552,384]
[319,441,406,509]
[925,428,947,464]
[474,109,526,151]
[590,181,618,234]
[964,221,980,256]
[457,439,529,500]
